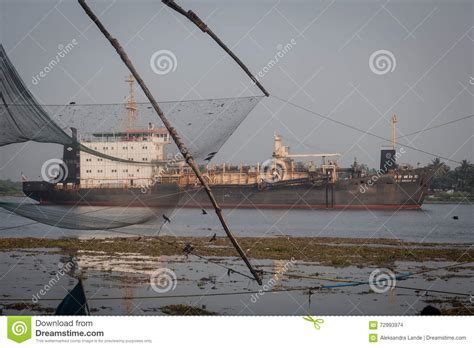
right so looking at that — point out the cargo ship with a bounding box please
[175,141,427,210]
[22,77,429,210]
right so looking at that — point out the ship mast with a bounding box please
[391,114,398,150]
[125,74,137,130]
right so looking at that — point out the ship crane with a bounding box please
[288,153,340,158]
[287,153,341,165]
[273,133,340,165]
[287,153,340,157]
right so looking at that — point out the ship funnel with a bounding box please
[62,127,80,184]
[379,114,398,173]
[379,148,396,173]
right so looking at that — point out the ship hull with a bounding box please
[178,176,426,210]
[22,182,182,208]
[23,175,426,210]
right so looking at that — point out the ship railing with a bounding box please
[80,136,155,143]
[154,175,181,184]
[79,182,133,189]
[178,167,316,176]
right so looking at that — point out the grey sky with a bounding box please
[0,0,473,180]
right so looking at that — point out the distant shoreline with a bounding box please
[0,193,24,197]
[424,200,472,205]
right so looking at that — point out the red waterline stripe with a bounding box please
[38,200,422,210]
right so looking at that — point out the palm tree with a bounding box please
[423,158,453,190]
[426,158,450,179]
[454,160,473,191]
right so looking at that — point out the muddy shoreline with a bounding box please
[1,237,473,316]
[0,236,472,267]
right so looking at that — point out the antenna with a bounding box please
[125,74,137,130]
[391,114,398,150]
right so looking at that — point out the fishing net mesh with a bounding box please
[0,202,160,230]
[0,44,262,230]
[42,97,261,162]
[0,45,261,162]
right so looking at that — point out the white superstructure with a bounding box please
[77,74,173,188]
[79,127,170,188]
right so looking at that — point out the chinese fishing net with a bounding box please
[0,44,261,162]
[0,202,157,230]
[0,44,262,230]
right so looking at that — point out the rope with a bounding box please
[262,261,473,284]
[3,95,261,107]
[1,282,470,302]
[271,95,463,164]
[0,254,470,302]
[0,224,256,281]
[106,228,256,281]
[396,114,474,140]
[261,261,474,294]
[0,286,318,302]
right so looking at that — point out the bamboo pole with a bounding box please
[162,0,270,97]
[78,0,262,285]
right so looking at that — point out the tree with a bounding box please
[426,158,450,178]
[454,160,474,192]
[423,158,474,192]
[424,158,453,190]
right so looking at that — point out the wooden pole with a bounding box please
[162,0,270,97]
[78,0,262,285]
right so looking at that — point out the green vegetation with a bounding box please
[0,236,472,268]
[425,191,474,203]
[0,180,22,195]
[424,159,474,192]
[422,158,474,202]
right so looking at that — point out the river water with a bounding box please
[0,197,472,243]
[0,197,472,315]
